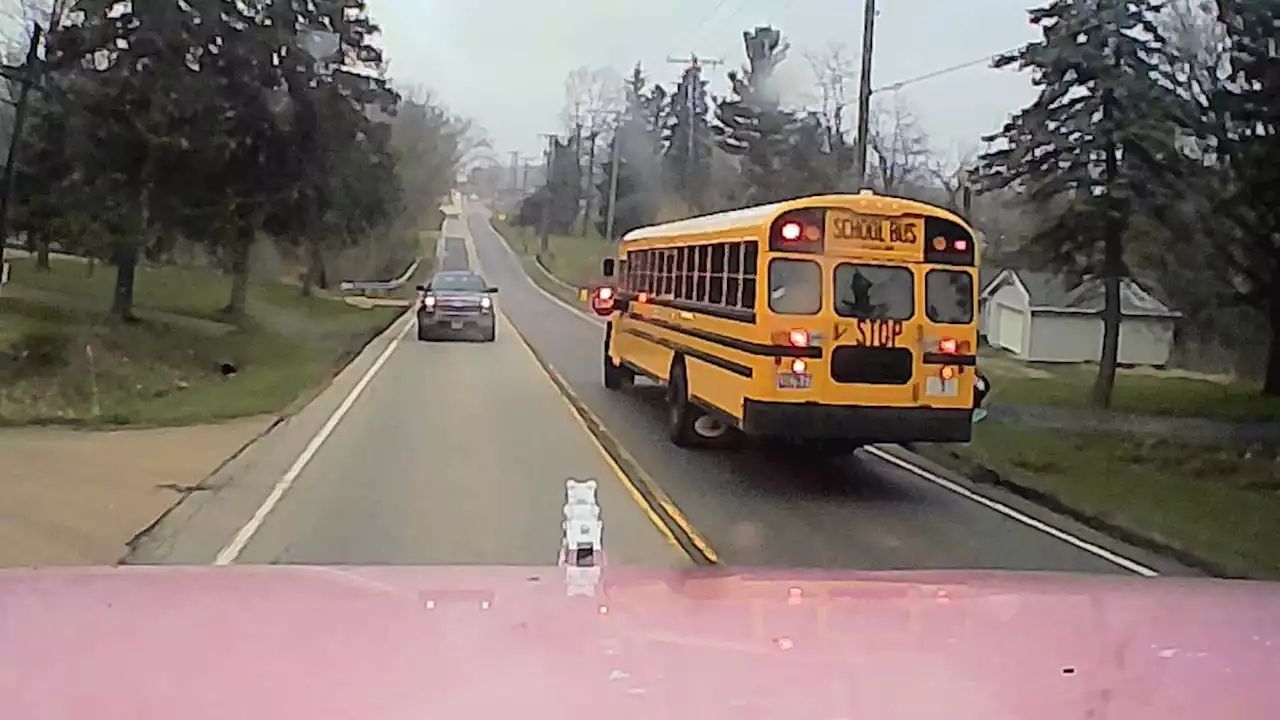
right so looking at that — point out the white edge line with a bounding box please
[213,313,414,565]
[864,446,1160,577]
[474,213,605,327]
[473,209,1161,578]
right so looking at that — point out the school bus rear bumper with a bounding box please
[740,400,972,444]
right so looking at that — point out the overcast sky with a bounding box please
[370,0,1041,165]
[0,1,1042,166]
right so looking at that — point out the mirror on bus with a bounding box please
[601,258,615,277]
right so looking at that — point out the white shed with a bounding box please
[979,269,1182,366]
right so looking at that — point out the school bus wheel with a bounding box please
[603,323,634,390]
[666,359,702,447]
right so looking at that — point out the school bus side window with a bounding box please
[637,248,650,289]
[768,258,822,315]
[743,242,757,309]
[661,250,675,297]
[674,246,686,298]
[679,247,693,299]
[731,245,742,305]
[709,244,726,304]
[834,264,914,320]
[629,250,650,293]
[925,269,974,324]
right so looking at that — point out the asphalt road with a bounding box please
[129,214,685,567]
[465,208,1191,575]
[131,208,1187,575]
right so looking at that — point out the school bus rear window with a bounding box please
[925,269,974,324]
[833,264,913,320]
[768,258,822,315]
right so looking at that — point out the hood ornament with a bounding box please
[562,478,603,597]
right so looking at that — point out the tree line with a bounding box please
[516,0,1280,403]
[2,0,477,320]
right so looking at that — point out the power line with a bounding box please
[671,0,743,59]
[871,46,1019,94]
[709,0,796,64]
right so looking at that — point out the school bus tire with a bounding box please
[602,324,634,390]
[666,359,703,448]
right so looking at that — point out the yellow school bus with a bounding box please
[592,191,980,453]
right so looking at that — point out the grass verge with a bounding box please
[0,255,404,427]
[915,423,1280,580]
[979,349,1280,422]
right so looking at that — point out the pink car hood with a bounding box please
[1,566,1277,719]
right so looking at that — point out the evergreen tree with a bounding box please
[663,60,713,214]
[974,0,1191,408]
[1211,0,1280,395]
[713,26,797,204]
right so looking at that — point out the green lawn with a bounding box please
[0,254,404,426]
[979,349,1280,422]
[920,423,1280,579]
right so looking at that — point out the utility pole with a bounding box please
[604,129,622,242]
[852,0,877,189]
[581,128,598,236]
[0,23,44,276]
[666,54,721,212]
[580,107,624,242]
[538,133,558,256]
[572,117,584,235]
[509,150,519,191]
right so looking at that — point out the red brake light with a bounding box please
[954,239,969,251]
[590,286,616,317]
[770,210,825,252]
[788,329,808,347]
[939,337,958,354]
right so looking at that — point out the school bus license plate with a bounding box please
[926,376,958,397]
[777,373,812,389]
[827,211,922,248]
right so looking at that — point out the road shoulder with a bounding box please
[123,310,414,564]
[0,417,272,566]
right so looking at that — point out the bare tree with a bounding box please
[560,66,625,131]
[865,96,931,195]
[804,44,855,141]
[926,143,977,212]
